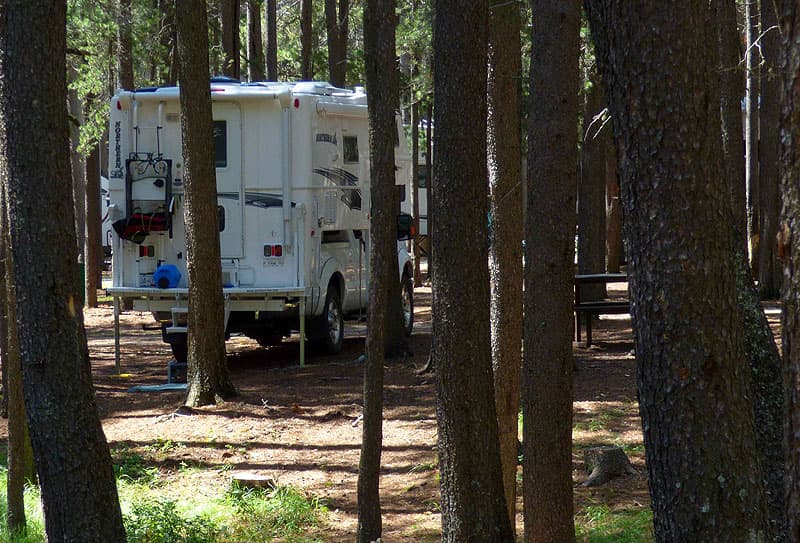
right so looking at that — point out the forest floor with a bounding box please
[13,281,780,541]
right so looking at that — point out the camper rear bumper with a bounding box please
[106,286,309,314]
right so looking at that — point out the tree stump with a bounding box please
[582,445,635,487]
[232,472,277,491]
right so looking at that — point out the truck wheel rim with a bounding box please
[327,299,341,343]
[402,284,412,329]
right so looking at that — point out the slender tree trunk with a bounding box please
[488,0,523,531]
[778,2,800,539]
[247,0,265,81]
[0,2,127,539]
[177,0,238,407]
[605,137,622,273]
[432,2,512,540]
[758,1,781,299]
[524,1,580,541]
[425,101,432,279]
[117,0,134,90]
[300,0,313,79]
[324,0,348,87]
[68,72,86,304]
[746,0,760,272]
[356,1,398,539]
[586,1,771,539]
[221,0,241,79]
[717,0,747,251]
[578,70,608,300]
[85,146,102,307]
[266,0,277,80]
[411,96,422,286]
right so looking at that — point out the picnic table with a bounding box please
[574,273,629,347]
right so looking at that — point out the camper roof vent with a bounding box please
[210,76,241,84]
[292,81,342,96]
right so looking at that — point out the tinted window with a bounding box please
[417,169,427,189]
[213,120,227,168]
[343,136,359,163]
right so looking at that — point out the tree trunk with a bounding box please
[0,2,127,540]
[266,0,278,80]
[425,101,432,279]
[300,0,313,79]
[324,0,348,87]
[746,0,760,273]
[117,0,134,90]
[176,0,238,407]
[605,139,622,273]
[85,146,102,307]
[487,0,523,532]
[586,1,770,539]
[356,2,397,540]
[578,70,608,300]
[758,1,781,299]
[411,97,422,286]
[221,0,241,79]
[717,0,747,252]
[247,0,265,81]
[432,2,512,541]
[523,2,580,542]
[778,2,800,539]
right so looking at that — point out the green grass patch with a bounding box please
[575,503,653,543]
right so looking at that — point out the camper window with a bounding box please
[398,184,406,202]
[218,205,226,231]
[417,169,427,189]
[213,120,227,168]
[343,136,359,164]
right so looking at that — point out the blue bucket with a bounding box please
[153,264,181,289]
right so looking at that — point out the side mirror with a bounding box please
[397,213,414,241]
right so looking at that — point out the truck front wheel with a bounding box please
[401,272,414,336]
[314,287,344,353]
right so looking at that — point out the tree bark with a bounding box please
[778,2,800,539]
[586,1,770,540]
[578,70,608,300]
[266,0,278,80]
[85,146,102,307]
[356,2,397,540]
[117,0,134,90]
[758,1,782,299]
[487,0,523,532]
[300,0,313,79]
[0,2,127,540]
[221,0,241,79]
[523,1,580,542]
[432,2,512,540]
[605,138,622,273]
[247,0,265,81]
[411,96,422,286]
[324,0,348,87]
[176,0,238,407]
[746,0,760,273]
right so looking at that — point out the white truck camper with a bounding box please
[106,78,414,367]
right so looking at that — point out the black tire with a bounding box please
[314,286,344,354]
[169,337,188,363]
[401,272,414,336]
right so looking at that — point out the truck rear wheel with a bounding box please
[402,272,414,336]
[315,287,344,354]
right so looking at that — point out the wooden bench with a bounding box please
[575,273,629,347]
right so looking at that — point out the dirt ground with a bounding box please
[8,282,690,540]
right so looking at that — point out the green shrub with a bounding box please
[124,498,221,543]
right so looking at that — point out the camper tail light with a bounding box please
[139,245,155,258]
[263,244,283,258]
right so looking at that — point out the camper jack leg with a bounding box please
[113,296,121,374]
[299,296,306,367]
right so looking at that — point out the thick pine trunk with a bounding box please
[176,0,237,407]
[746,0,760,272]
[432,2,512,540]
[586,2,770,540]
[487,0,523,531]
[523,2,580,542]
[117,0,134,90]
[0,2,126,540]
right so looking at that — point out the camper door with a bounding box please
[213,102,244,258]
